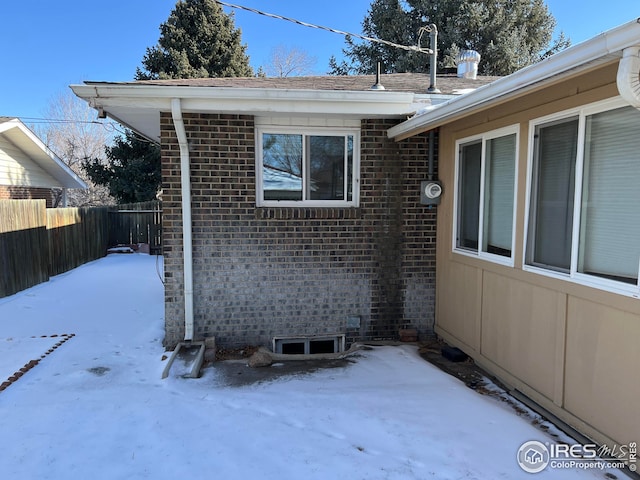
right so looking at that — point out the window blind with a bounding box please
[457,141,482,250]
[483,134,516,254]
[530,119,578,270]
[579,106,640,282]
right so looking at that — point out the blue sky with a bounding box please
[2,0,638,121]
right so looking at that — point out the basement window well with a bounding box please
[273,335,345,355]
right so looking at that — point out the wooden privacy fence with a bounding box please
[0,200,49,298]
[0,199,161,299]
[48,206,110,277]
[108,201,162,254]
[0,200,110,297]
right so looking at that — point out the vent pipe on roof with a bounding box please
[371,62,386,90]
[617,46,640,108]
[426,24,440,93]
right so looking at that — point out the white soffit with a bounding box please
[70,84,418,143]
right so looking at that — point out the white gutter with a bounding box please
[171,98,195,342]
[617,46,640,107]
[388,18,640,140]
[72,84,417,117]
[70,83,420,143]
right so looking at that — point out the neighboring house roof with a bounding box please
[71,73,497,143]
[0,117,87,189]
[388,18,640,140]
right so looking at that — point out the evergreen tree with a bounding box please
[83,131,161,204]
[136,0,253,79]
[330,0,569,76]
[90,0,255,204]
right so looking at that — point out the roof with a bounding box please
[0,117,88,189]
[388,18,640,140]
[117,73,498,95]
[71,73,497,143]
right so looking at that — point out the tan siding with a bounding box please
[480,272,565,400]
[437,260,482,350]
[434,63,639,445]
[564,298,640,445]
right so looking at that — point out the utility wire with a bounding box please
[15,116,158,144]
[17,117,106,125]
[214,0,432,55]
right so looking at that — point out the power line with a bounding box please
[17,116,119,129]
[214,0,432,55]
[16,116,156,144]
[17,117,104,124]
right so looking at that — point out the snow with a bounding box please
[0,254,622,479]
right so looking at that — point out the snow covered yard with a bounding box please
[0,254,622,479]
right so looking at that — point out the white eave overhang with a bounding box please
[70,83,421,143]
[0,119,87,189]
[388,17,640,141]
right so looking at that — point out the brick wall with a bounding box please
[161,113,437,349]
[0,186,57,207]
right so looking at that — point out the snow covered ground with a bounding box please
[0,254,624,479]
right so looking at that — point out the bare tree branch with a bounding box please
[263,45,317,77]
[36,91,115,206]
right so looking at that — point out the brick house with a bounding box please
[72,73,494,350]
[0,117,86,206]
[73,18,640,450]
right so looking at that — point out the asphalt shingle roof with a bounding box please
[115,73,499,95]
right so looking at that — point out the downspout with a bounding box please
[617,46,640,108]
[170,98,195,342]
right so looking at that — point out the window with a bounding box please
[526,102,640,292]
[527,118,578,271]
[457,141,481,250]
[272,335,345,354]
[578,107,640,284]
[257,128,359,207]
[455,127,518,263]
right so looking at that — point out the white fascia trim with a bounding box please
[388,17,640,140]
[70,84,418,117]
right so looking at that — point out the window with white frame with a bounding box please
[256,127,359,207]
[527,117,578,272]
[526,101,640,291]
[455,126,518,262]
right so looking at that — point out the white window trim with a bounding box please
[523,96,640,299]
[453,125,519,267]
[256,125,361,208]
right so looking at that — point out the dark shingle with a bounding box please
[110,73,498,95]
